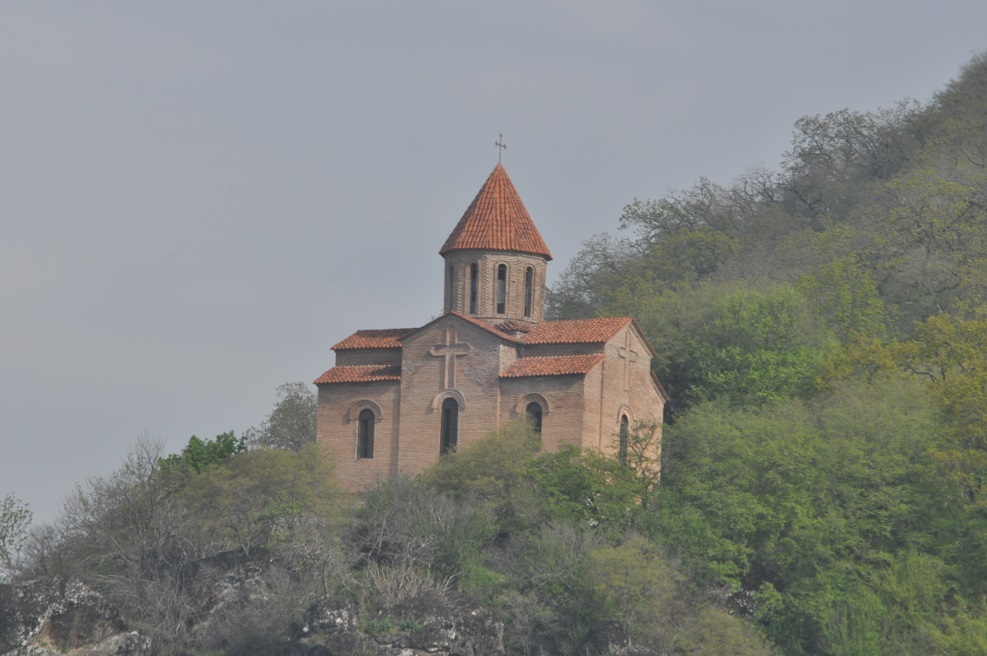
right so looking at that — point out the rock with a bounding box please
[296,590,504,656]
[0,578,150,656]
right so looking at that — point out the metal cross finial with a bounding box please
[495,133,507,163]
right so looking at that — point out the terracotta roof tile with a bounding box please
[494,320,533,334]
[332,328,416,351]
[439,164,552,260]
[501,354,605,378]
[314,364,401,385]
[446,311,521,343]
[521,317,632,345]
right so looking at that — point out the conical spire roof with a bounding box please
[439,163,552,260]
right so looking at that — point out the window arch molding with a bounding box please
[429,389,467,413]
[615,404,634,426]
[514,393,551,417]
[346,399,383,423]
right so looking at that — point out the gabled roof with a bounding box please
[439,164,552,260]
[500,354,605,378]
[332,328,417,351]
[521,317,632,345]
[314,364,401,385]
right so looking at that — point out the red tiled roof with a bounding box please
[494,320,533,334]
[521,317,632,345]
[439,164,552,260]
[442,311,522,343]
[332,328,417,351]
[501,354,605,378]
[314,364,401,385]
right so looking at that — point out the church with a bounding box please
[315,162,667,490]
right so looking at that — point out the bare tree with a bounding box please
[244,382,317,451]
[0,493,31,580]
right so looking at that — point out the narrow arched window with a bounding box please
[523,267,534,318]
[446,264,455,312]
[469,263,478,314]
[357,409,375,459]
[619,415,629,466]
[440,397,459,455]
[496,264,507,314]
[525,402,543,434]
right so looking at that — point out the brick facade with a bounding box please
[315,164,667,490]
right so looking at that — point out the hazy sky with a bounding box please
[3,1,985,526]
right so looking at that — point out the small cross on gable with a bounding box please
[617,331,640,391]
[429,326,472,390]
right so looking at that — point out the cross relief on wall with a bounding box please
[430,326,472,390]
[617,331,639,391]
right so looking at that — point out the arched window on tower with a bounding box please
[440,397,459,455]
[446,264,455,312]
[469,263,478,314]
[619,415,629,466]
[525,401,543,435]
[523,266,534,318]
[357,409,375,459]
[496,264,507,314]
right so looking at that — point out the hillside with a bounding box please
[5,54,987,655]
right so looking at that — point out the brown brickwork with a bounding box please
[315,164,666,491]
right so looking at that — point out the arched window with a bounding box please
[523,267,534,318]
[440,397,459,455]
[619,415,629,466]
[446,264,455,311]
[357,409,375,459]
[496,264,507,314]
[469,263,478,314]
[525,401,543,434]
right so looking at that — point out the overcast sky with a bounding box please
[3,1,985,526]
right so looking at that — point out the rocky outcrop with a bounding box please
[294,590,504,656]
[1,575,506,656]
[0,578,150,656]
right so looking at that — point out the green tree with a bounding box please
[420,419,541,530]
[656,378,959,654]
[245,382,317,451]
[161,430,245,475]
[179,443,343,556]
[799,255,888,344]
[587,536,775,654]
[526,445,647,538]
[639,283,834,408]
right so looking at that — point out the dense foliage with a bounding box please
[547,52,987,654]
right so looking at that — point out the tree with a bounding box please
[160,430,245,475]
[420,419,542,530]
[245,382,317,451]
[0,493,31,580]
[638,283,835,408]
[798,256,888,345]
[179,444,344,557]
